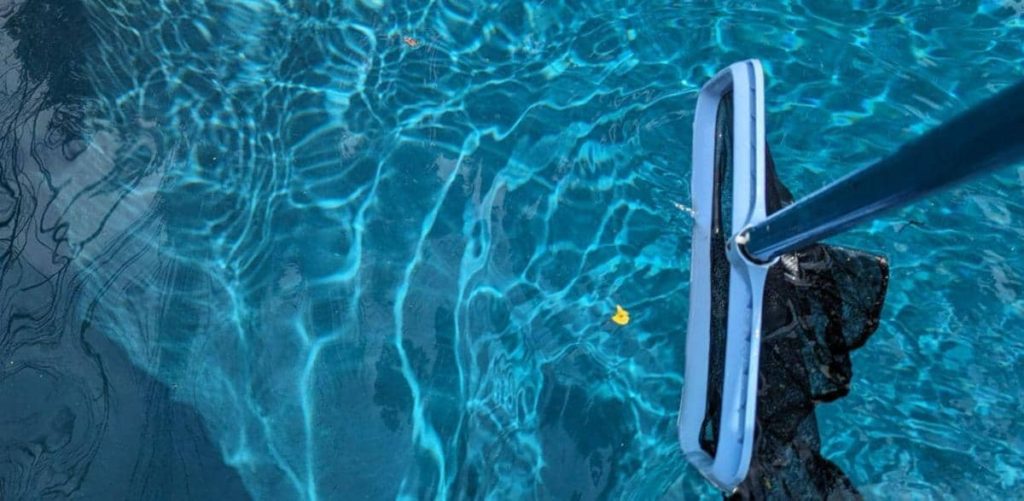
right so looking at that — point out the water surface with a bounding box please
[1,0,1023,499]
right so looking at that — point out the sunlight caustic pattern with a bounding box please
[73,0,694,498]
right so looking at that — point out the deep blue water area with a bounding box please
[1,0,1023,499]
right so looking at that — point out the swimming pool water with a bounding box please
[1,0,1023,498]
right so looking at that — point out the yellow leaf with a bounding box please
[611,304,630,326]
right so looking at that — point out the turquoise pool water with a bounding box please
[1,0,1023,498]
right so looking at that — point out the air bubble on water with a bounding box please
[673,201,695,218]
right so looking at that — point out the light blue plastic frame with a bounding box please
[678,59,775,493]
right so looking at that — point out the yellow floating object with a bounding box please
[611,304,630,325]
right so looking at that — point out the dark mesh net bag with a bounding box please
[727,149,890,500]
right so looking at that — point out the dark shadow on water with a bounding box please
[0,317,252,500]
[0,1,251,499]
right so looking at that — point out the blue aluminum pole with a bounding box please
[742,79,1024,263]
